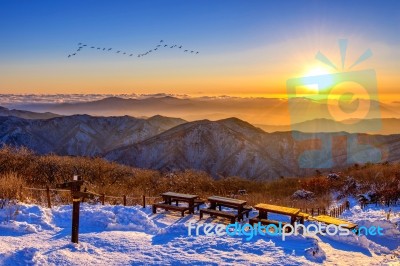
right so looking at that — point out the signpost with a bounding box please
[56,175,100,243]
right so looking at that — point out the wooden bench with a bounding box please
[249,217,291,232]
[152,203,189,217]
[313,215,357,230]
[199,208,238,223]
[214,204,252,220]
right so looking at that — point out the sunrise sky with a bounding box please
[0,0,399,100]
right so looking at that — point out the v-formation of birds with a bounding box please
[67,40,200,58]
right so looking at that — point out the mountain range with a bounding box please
[0,107,399,180]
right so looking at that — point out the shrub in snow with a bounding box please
[291,189,314,200]
[343,176,359,193]
[327,173,340,180]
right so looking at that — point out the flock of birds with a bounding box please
[67,40,200,59]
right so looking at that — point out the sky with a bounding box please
[0,0,399,100]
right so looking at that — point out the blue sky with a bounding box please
[0,0,399,96]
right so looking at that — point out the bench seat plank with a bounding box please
[200,208,238,223]
[152,203,189,217]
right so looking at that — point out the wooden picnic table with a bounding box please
[312,215,357,230]
[200,196,251,223]
[254,203,301,225]
[152,192,199,216]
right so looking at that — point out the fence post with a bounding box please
[46,186,52,208]
[19,185,23,201]
[123,195,127,206]
[311,208,314,216]
[317,208,320,215]
[101,194,105,205]
[142,195,146,208]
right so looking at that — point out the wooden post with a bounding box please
[317,208,320,215]
[123,195,127,206]
[101,194,105,205]
[19,185,23,201]
[46,186,52,208]
[142,195,146,208]
[311,208,314,216]
[71,198,80,243]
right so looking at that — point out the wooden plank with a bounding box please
[153,203,189,211]
[200,208,238,223]
[161,192,198,200]
[254,203,300,216]
[297,212,310,219]
[313,215,357,229]
[208,196,247,206]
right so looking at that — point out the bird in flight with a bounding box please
[68,40,199,59]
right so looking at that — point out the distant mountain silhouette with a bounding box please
[0,106,61,120]
[13,96,399,126]
[257,118,400,135]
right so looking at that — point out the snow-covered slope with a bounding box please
[0,202,398,265]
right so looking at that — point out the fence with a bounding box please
[20,185,162,209]
[328,201,349,218]
[299,201,349,218]
[299,207,327,216]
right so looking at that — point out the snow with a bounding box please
[0,202,399,265]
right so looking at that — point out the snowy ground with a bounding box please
[0,201,399,266]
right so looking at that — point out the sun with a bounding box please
[299,65,334,93]
[304,66,332,77]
